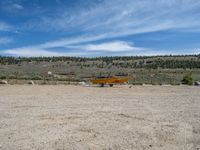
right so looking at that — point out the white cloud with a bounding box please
[1,35,101,57]
[74,41,142,52]
[3,42,198,57]
[2,40,145,57]
[4,49,87,57]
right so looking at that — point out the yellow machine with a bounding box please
[91,76,129,87]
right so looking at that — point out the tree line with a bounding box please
[0,54,200,69]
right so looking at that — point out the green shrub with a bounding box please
[20,75,30,80]
[8,75,16,79]
[31,76,42,80]
[0,76,6,79]
[182,74,193,85]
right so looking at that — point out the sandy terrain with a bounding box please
[0,85,200,150]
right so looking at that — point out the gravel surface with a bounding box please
[0,85,200,150]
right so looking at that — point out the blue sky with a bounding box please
[0,0,200,57]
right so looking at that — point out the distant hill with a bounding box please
[1,54,200,69]
[0,55,200,85]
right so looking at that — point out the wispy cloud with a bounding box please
[1,0,200,57]
[15,0,200,56]
[2,41,199,57]
[0,1,24,12]
[2,40,143,57]
[12,4,24,10]
[1,34,105,57]
[0,37,13,45]
[3,49,88,57]
[23,0,200,34]
[0,22,11,31]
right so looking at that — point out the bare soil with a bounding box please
[0,85,200,150]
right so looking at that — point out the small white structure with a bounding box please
[48,71,52,75]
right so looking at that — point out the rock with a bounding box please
[161,84,172,86]
[142,84,152,86]
[28,80,34,85]
[0,80,8,84]
[79,82,86,85]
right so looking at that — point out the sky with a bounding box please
[0,0,200,57]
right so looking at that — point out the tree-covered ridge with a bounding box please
[1,55,200,69]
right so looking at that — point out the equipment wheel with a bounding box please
[100,83,104,87]
[109,84,114,87]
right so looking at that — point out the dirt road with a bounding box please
[0,85,200,150]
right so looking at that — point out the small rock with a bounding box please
[0,80,8,84]
[28,80,34,85]
[195,81,200,86]
[79,82,86,85]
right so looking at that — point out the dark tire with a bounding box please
[109,84,114,87]
[100,83,104,87]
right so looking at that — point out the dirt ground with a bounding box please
[0,85,200,150]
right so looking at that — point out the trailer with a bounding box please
[91,76,129,87]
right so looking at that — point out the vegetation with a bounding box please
[1,55,200,69]
[182,74,194,85]
[0,55,200,85]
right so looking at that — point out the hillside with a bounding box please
[0,55,200,85]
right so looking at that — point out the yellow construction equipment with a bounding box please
[91,76,129,87]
